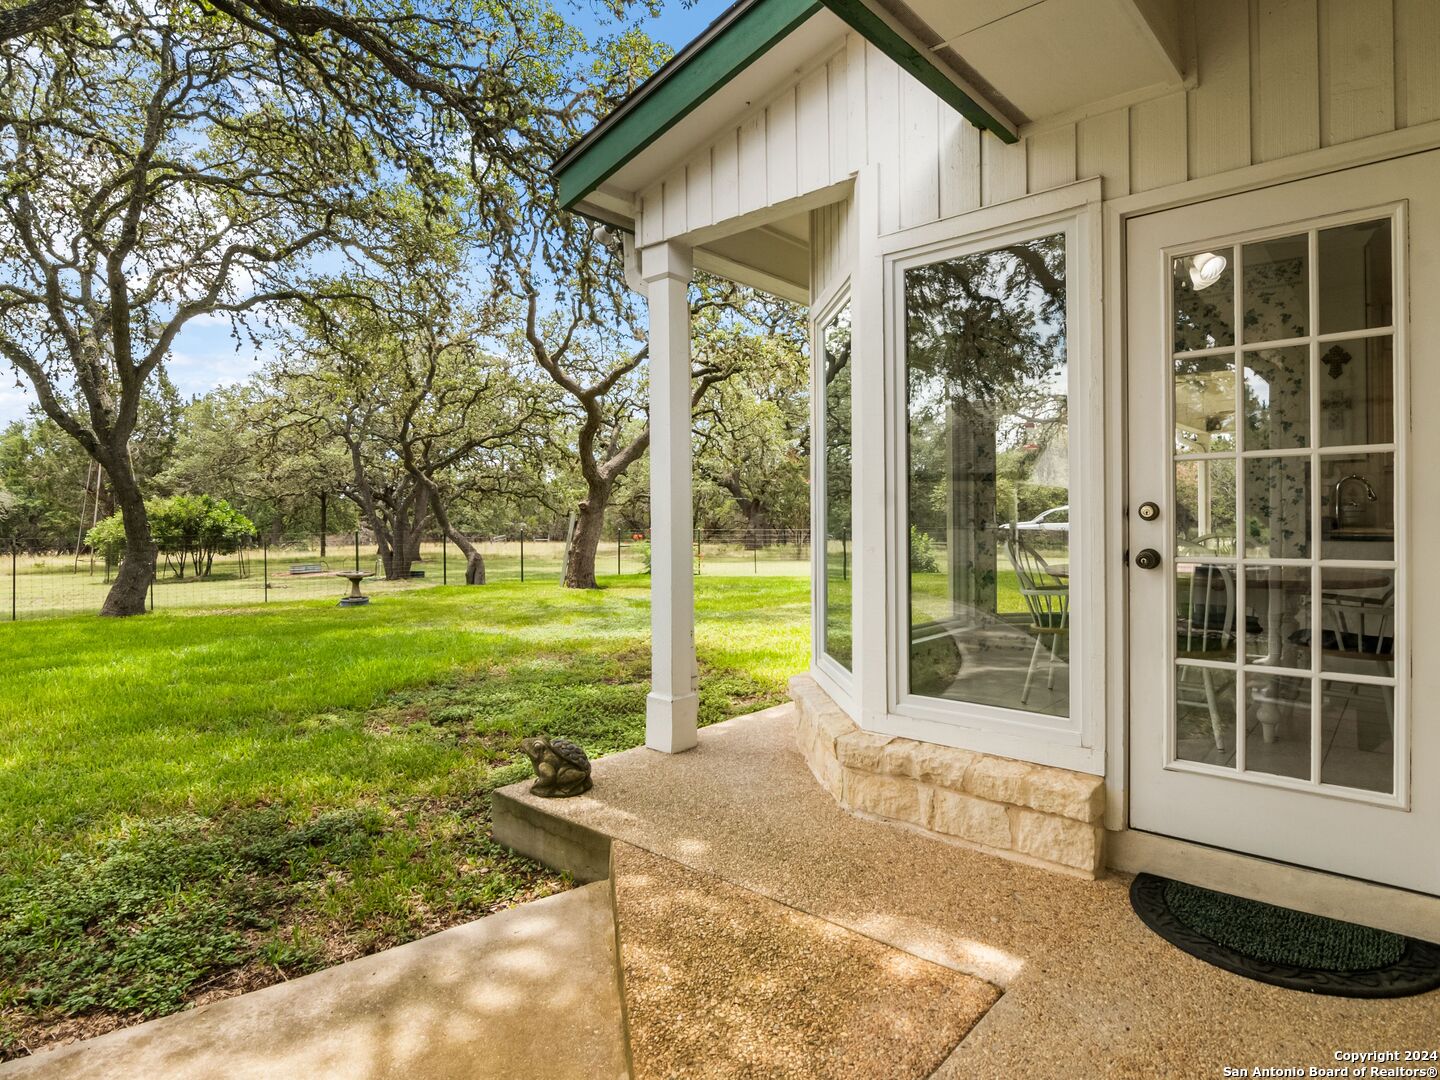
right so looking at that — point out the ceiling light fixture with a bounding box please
[1187,252,1228,291]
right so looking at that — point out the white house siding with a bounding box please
[636,45,852,248]
[808,197,853,302]
[636,0,1440,258]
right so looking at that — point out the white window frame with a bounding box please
[811,278,856,704]
[875,182,1105,774]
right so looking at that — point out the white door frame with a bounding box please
[1122,151,1438,895]
[1102,118,1440,833]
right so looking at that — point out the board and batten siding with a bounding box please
[635,0,1440,262]
[810,197,854,302]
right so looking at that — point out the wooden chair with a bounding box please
[1298,587,1395,748]
[1176,563,1237,752]
[1006,535,1069,705]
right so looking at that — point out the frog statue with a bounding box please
[520,736,593,798]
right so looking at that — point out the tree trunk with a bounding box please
[368,488,429,580]
[564,488,609,589]
[100,458,156,617]
[437,514,485,585]
[378,533,412,579]
[413,473,484,585]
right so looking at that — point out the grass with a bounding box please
[0,575,810,1057]
[7,539,810,618]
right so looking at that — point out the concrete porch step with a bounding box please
[0,884,630,1080]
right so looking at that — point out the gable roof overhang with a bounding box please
[556,0,1189,250]
[554,0,1020,218]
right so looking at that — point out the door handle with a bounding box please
[1134,548,1162,570]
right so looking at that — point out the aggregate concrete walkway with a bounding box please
[494,704,1440,1079]
[0,883,629,1080]
[612,842,997,1078]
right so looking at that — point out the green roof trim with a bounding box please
[818,0,1018,144]
[555,0,822,210]
[553,0,1017,212]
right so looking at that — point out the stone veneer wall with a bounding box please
[790,675,1106,878]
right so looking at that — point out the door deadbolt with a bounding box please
[1137,501,1160,522]
[1133,548,1161,570]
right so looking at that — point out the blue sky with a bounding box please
[0,1,725,426]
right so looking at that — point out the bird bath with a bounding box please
[335,571,373,606]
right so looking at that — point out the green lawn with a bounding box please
[0,576,809,1057]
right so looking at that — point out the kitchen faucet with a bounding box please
[1332,473,1378,528]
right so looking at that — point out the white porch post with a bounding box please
[851,166,889,729]
[641,240,699,753]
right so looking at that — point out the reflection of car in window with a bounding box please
[1001,506,1069,535]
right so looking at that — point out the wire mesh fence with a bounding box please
[4,528,813,621]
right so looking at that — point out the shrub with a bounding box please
[86,496,255,578]
[909,525,940,574]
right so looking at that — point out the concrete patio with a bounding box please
[495,703,1440,1077]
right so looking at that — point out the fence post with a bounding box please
[842,530,848,581]
[519,528,525,582]
[10,539,16,622]
[754,538,758,574]
[354,531,360,573]
[263,540,269,602]
[618,528,622,575]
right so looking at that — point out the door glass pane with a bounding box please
[1174,355,1236,454]
[1319,452,1394,559]
[1246,674,1311,780]
[1173,248,1235,351]
[1317,568,1395,676]
[1244,457,1310,559]
[1176,563,1239,663]
[1175,459,1236,552]
[1318,219,1392,334]
[1318,336,1393,447]
[1243,566,1310,668]
[1243,346,1308,450]
[1320,679,1394,793]
[1242,234,1309,342]
[1164,213,1401,801]
[1176,665,1236,766]
[905,233,1069,716]
[822,304,853,671]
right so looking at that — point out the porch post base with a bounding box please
[646,692,699,754]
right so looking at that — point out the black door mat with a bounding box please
[1130,873,1440,998]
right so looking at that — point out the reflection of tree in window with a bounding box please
[904,234,1070,714]
[823,304,853,670]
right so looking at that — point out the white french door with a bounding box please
[1127,152,1440,895]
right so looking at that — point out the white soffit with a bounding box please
[902,0,1186,124]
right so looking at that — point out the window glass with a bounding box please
[822,304,852,671]
[1174,247,1235,351]
[905,233,1069,717]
